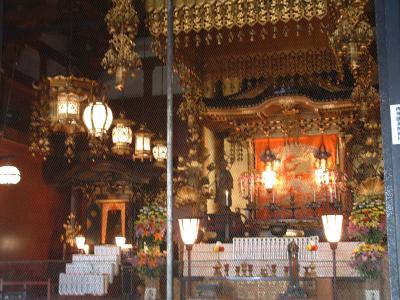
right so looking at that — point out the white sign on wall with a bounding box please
[390,104,400,144]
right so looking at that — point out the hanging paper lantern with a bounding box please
[83,100,113,137]
[152,136,167,162]
[0,163,21,185]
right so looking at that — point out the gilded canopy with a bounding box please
[146,0,328,36]
[146,0,340,90]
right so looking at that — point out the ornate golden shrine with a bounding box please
[145,0,380,215]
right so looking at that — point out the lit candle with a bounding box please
[225,190,229,206]
[272,190,275,203]
[329,186,333,203]
[251,176,255,202]
[332,173,337,199]
[313,190,316,203]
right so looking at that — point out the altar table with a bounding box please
[183,239,360,277]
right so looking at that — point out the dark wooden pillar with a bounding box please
[375,0,400,298]
[39,54,47,77]
[143,57,159,98]
[214,132,226,172]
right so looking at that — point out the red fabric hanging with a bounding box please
[254,134,338,220]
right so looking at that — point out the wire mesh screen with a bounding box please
[0,0,390,300]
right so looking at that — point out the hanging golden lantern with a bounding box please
[262,163,276,190]
[133,124,154,161]
[83,98,114,138]
[51,92,80,125]
[152,135,167,165]
[260,145,278,190]
[111,112,135,156]
[30,76,98,162]
[314,139,334,186]
[46,76,95,133]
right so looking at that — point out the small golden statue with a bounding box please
[60,213,82,248]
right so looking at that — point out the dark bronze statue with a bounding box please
[215,160,233,211]
[280,241,308,299]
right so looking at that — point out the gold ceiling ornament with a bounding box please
[102,0,142,91]
[203,48,339,82]
[30,76,99,163]
[328,0,374,75]
[146,0,328,37]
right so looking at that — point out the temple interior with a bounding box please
[0,0,393,299]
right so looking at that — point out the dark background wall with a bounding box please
[0,138,69,260]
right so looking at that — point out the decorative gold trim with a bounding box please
[206,95,353,116]
[146,0,328,36]
[44,75,98,101]
[203,95,355,137]
[203,48,339,81]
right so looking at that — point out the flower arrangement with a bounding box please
[213,241,225,253]
[348,177,387,279]
[132,203,167,279]
[130,247,166,278]
[350,243,385,279]
[305,241,318,252]
[348,197,386,243]
[305,240,318,273]
[135,204,167,247]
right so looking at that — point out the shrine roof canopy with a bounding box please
[146,0,341,84]
[202,94,355,134]
[146,0,329,35]
[204,82,352,109]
